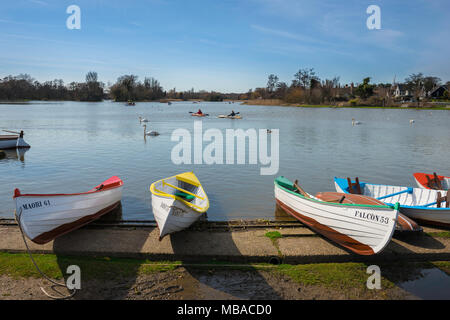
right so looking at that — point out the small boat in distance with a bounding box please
[0,130,30,149]
[150,172,209,240]
[218,115,242,119]
[190,110,209,117]
[335,177,450,227]
[274,176,398,255]
[414,172,449,190]
[14,176,123,244]
[126,100,136,106]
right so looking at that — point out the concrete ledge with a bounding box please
[1,224,450,264]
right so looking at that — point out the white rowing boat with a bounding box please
[335,177,450,227]
[14,176,123,244]
[275,176,398,255]
[315,191,421,232]
[0,130,30,149]
[150,172,209,239]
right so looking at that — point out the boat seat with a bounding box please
[316,192,385,205]
[174,191,195,201]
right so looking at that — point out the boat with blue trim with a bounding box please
[335,177,450,227]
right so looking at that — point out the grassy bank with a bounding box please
[1,252,449,290]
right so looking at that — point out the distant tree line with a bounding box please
[2,70,447,105]
[109,75,165,102]
[0,72,104,101]
[245,68,449,106]
[165,88,240,101]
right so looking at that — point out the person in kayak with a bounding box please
[228,110,236,117]
[197,109,203,115]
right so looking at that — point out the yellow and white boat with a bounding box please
[150,172,209,239]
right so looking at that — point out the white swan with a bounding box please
[139,116,149,123]
[143,124,159,136]
[352,118,362,126]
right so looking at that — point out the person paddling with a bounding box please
[197,109,203,115]
[228,110,236,117]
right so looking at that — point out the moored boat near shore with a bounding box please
[335,177,450,227]
[274,176,399,255]
[414,172,449,190]
[150,172,209,239]
[0,130,30,149]
[14,176,123,244]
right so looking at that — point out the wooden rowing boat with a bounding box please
[150,172,209,239]
[315,192,421,232]
[335,177,450,227]
[14,176,123,244]
[274,176,399,255]
[414,172,449,190]
[0,130,30,149]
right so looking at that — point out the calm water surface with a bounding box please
[1,101,449,220]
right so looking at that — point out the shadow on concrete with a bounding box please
[52,202,151,300]
[170,219,283,300]
[393,232,445,250]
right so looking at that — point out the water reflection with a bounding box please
[0,148,28,163]
[398,268,450,299]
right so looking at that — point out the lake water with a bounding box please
[1,101,449,221]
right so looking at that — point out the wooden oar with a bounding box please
[376,188,413,200]
[294,180,310,198]
[3,130,21,135]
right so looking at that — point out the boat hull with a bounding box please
[275,181,398,255]
[151,194,203,239]
[335,178,450,227]
[0,135,30,149]
[14,177,123,244]
[315,192,421,232]
[150,172,209,239]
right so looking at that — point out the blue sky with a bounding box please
[0,0,449,92]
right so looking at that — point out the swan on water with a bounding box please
[143,124,159,136]
[352,118,361,126]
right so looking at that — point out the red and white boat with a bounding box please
[0,130,30,149]
[14,176,123,244]
[414,172,449,190]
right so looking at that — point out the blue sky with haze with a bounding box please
[1,0,449,92]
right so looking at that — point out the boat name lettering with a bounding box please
[22,200,51,210]
[171,206,186,216]
[354,210,389,224]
